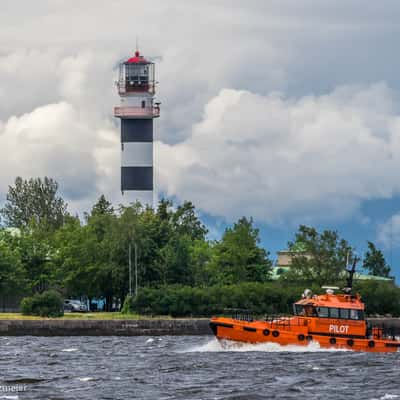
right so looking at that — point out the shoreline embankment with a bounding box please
[0,318,211,336]
[0,317,398,336]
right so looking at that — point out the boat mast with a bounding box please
[344,256,359,294]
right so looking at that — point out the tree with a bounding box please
[1,177,68,230]
[17,225,56,293]
[88,195,114,218]
[209,217,272,284]
[152,199,209,285]
[53,213,118,310]
[284,225,353,286]
[172,201,208,241]
[362,241,391,278]
[159,234,193,285]
[0,231,26,297]
[190,239,213,286]
[85,195,115,241]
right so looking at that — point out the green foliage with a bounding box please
[131,282,315,317]
[1,176,399,317]
[355,280,400,316]
[17,226,56,293]
[208,217,272,284]
[1,177,68,230]
[20,290,64,317]
[362,241,391,278]
[171,201,208,240]
[89,195,114,218]
[0,231,27,295]
[283,225,353,286]
[121,295,135,314]
[130,281,400,318]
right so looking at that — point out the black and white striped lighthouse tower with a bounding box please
[114,50,160,206]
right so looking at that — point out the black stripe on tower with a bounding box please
[121,119,153,142]
[121,167,153,191]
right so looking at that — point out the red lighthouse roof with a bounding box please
[126,50,149,64]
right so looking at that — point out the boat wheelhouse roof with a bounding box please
[295,293,364,310]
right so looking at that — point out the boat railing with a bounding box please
[368,323,400,341]
[221,310,306,327]
[264,315,305,328]
[222,308,255,322]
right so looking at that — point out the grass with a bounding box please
[0,312,191,320]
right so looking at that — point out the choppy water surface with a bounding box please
[0,335,399,399]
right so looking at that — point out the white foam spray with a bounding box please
[183,338,350,353]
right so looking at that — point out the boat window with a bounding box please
[350,309,359,320]
[340,308,350,319]
[329,308,340,318]
[316,307,329,318]
[294,304,305,316]
[349,309,364,320]
[294,304,317,316]
[304,305,317,317]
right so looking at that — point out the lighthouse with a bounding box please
[114,50,160,206]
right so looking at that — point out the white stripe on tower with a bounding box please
[121,142,153,167]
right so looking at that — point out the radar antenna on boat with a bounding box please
[343,256,359,294]
[302,289,312,299]
[321,286,339,294]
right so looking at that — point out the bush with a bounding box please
[130,283,306,317]
[20,290,64,317]
[355,281,400,316]
[129,281,400,318]
[121,295,135,314]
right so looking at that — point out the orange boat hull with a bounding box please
[210,317,400,353]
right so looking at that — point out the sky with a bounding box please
[1,0,400,277]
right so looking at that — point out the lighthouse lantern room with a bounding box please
[114,50,160,206]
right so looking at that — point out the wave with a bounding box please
[77,377,95,382]
[183,338,350,353]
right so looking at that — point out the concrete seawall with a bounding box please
[0,319,212,336]
[0,318,398,336]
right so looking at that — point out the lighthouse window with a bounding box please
[126,65,140,85]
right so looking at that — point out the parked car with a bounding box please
[64,299,88,312]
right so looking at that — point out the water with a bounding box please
[0,335,399,399]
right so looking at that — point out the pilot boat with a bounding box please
[210,261,400,352]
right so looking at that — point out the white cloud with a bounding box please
[1,1,400,221]
[157,83,400,223]
[378,213,400,249]
[0,102,120,213]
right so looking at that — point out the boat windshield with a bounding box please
[294,305,364,320]
[294,304,317,317]
[316,306,364,320]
